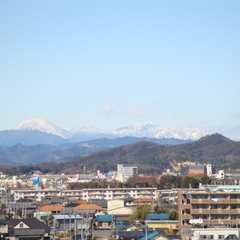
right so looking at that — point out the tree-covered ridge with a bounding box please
[2,133,240,175]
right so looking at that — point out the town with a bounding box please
[1,163,240,240]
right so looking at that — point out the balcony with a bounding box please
[229,199,240,204]
[181,214,192,220]
[182,204,191,209]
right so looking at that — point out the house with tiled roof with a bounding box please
[8,218,51,240]
[74,204,104,216]
[38,205,64,214]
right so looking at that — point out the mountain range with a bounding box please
[0,118,215,168]
[0,118,212,146]
[2,133,240,175]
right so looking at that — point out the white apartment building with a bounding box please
[117,164,138,183]
[13,187,157,202]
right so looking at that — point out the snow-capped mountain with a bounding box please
[70,124,101,135]
[114,123,212,140]
[13,118,71,138]
[11,119,212,141]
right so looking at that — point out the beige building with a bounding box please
[107,199,133,216]
[178,185,240,238]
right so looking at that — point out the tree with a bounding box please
[169,209,178,220]
[130,205,152,221]
[182,176,199,188]
[200,175,211,184]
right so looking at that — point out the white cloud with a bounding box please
[100,101,115,115]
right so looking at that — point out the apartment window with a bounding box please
[209,235,214,239]
[218,235,224,239]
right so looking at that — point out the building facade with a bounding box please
[13,187,157,202]
[117,164,138,183]
[178,186,240,238]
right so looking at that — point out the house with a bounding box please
[107,199,133,217]
[60,202,79,215]
[8,218,51,240]
[74,204,104,217]
[52,214,91,236]
[112,229,155,240]
[145,214,178,234]
[94,214,116,230]
[0,219,8,239]
[38,205,64,215]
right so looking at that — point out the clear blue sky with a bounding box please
[1,1,240,139]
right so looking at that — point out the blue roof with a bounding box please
[146,214,169,220]
[140,231,159,240]
[95,215,116,222]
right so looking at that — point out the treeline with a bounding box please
[69,174,211,190]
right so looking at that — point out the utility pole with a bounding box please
[74,213,77,240]
[64,214,66,240]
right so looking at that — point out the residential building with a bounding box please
[13,187,157,201]
[178,185,240,238]
[107,199,133,217]
[117,164,138,183]
[145,214,178,235]
[8,218,51,240]
[192,227,240,240]
[74,203,104,216]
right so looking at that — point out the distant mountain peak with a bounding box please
[13,118,70,138]
[70,124,101,134]
[114,123,212,140]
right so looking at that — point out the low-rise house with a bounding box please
[52,214,90,235]
[38,205,64,215]
[60,203,79,215]
[145,214,178,234]
[94,214,116,230]
[8,218,51,240]
[107,199,133,217]
[74,204,104,217]
[0,219,8,239]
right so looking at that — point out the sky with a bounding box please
[0,1,240,139]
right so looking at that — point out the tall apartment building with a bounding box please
[117,164,138,183]
[178,185,240,238]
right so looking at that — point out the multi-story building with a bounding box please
[13,187,157,202]
[178,185,240,238]
[117,164,138,183]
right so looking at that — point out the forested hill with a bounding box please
[61,133,240,173]
[5,133,240,175]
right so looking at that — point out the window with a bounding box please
[218,235,224,239]
[19,223,23,228]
